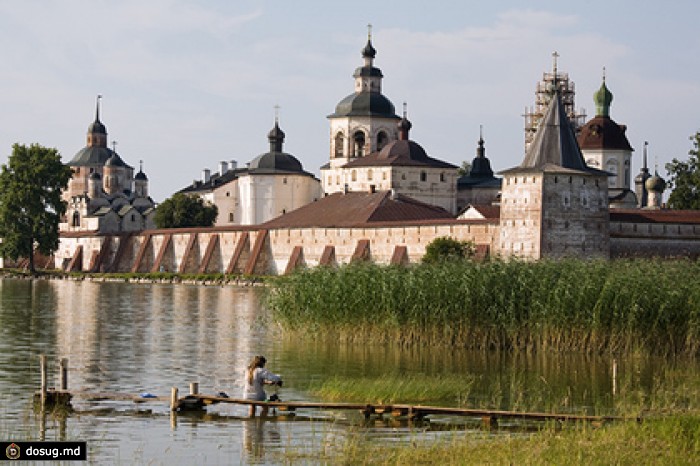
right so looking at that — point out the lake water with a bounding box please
[0,278,696,464]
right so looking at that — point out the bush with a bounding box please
[422,236,475,264]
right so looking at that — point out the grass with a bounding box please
[266,259,700,355]
[306,415,700,465]
[306,373,476,406]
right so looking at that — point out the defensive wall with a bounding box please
[53,215,700,275]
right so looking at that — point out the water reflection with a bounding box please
[0,278,698,465]
[50,281,270,400]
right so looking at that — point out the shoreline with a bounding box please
[0,269,266,287]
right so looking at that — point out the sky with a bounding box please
[0,0,698,202]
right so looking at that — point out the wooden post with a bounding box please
[612,359,618,396]
[170,387,179,411]
[39,354,47,407]
[59,358,68,391]
[189,382,199,395]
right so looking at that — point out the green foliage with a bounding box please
[154,193,218,228]
[666,131,700,209]
[0,143,72,273]
[457,160,471,177]
[266,259,700,355]
[307,373,475,405]
[319,415,700,465]
[422,236,475,263]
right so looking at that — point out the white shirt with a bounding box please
[243,367,281,401]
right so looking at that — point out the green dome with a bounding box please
[594,80,613,117]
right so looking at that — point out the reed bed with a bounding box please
[309,415,700,465]
[266,259,700,355]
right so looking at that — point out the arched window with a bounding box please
[377,131,388,151]
[72,211,80,227]
[334,133,344,158]
[352,131,365,157]
[229,212,234,222]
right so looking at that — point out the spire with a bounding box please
[470,126,494,178]
[594,67,613,117]
[95,94,102,122]
[477,125,485,158]
[549,51,560,94]
[268,105,285,153]
[362,23,377,63]
[643,141,649,172]
[398,102,412,140]
[87,94,107,138]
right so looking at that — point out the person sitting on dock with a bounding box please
[243,355,282,417]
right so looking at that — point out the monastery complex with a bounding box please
[53,34,700,274]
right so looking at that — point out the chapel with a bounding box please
[61,97,155,233]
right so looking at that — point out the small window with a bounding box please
[229,213,234,222]
[131,214,136,222]
[420,171,427,182]
[283,177,287,184]
[367,169,373,181]
[440,172,445,182]
[351,170,357,182]
[72,211,80,227]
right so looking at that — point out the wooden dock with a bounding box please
[34,356,639,428]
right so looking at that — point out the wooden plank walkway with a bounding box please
[38,389,633,425]
[33,357,638,427]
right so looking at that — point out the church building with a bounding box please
[577,74,636,208]
[61,97,155,233]
[321,32,459,214]
[179,118,321,226]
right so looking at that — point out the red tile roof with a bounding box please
[261,190,454,228]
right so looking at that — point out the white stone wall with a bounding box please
[498,173,544,259]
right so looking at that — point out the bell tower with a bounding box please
[322,26,401,195]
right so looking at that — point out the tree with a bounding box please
[666,131,700,210]
[0,143,73,273]
[154,193,218,228]
[457,160,472,177]
[422,236,475,264]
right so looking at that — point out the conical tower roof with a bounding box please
[501,90,608,175]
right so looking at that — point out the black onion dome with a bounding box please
[362,39,377,59]
[135,170,148,181]
[330,92,399,118]
[89,171,102,180]
[268,122,285,141]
